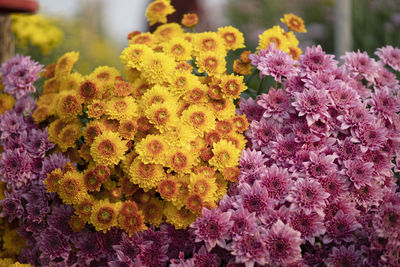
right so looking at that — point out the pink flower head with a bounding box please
[351,183,383,209]
[292,87,331,126]
[257,88,292,122]
[237,181,274,218]
[303,152,337,179]
[0,149,33,189]
[230,230,267,267]
[336,137,362,163]
[247,118,278,150]
[325,245,362,267]
[229,207,258,237]
[323,210,361,244]
[373,66,399,91]
[369,88,400,123]
[375,45,400,72]
[303,71,338,91]
[342,50,379,81]
[256,44,298,82]
[284,74,306,95]
[351,122,388,152]
[289,210,326,245]
[260,164,292,202]
[343,159,374,189]
[324,197,359,221]
[239,97,264,122]
[292,118,321,143]
[287,178,330,217]
[328,82,360,110]
[319,173,349,200]
[337,104,374,130]
[265,220,302,266]
[374,203,400,238]
[191,208,233,251]
[299,45,337,72]
[239,149,267,174]
[268,133,299,163]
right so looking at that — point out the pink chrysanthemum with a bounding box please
[324,197,359,221]
[257,88,293,122]
[342,50,379,81]
[336,137,362,163]
[268,133,299,163]
[375,45,400,71]
[343,159,374,189]
[230,230,267,267]
[260,164,292,202]
[328,83,360,110]
[319,173,349,200]
[0,149,33,188]
[229,207,258,237]
[374,203,400,238]
[351,183,383,209]
[351,122,388,152]
[303,71,337,91]
[337,104,374,130]
[191,208,233,251]
[264,220,302,266]
[289,210,326,245]
[237,181,274,218]
[299,45,337,72]
[287,178,330,217]
[239,149,267,175]
[247,118,278,151]
[325,245,362,267]
[238,97,264,122]
[323,210,361,244]
[369,88,400,123]
[292,87,331,126]
[303,152,337,179]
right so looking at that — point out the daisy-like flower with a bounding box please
[90,199,121,233]
[374,203,400,238]
[299,45,337,72]
[237,181,273,218]
[328,83,360,110]
[217,26,245,51]
[247,118,278,150]
[375,45,400,71]
[38,228,71,260]
[292,87,331,126]
[325,245,362,267]
[287,178,330,216]
[191,208,232,251]
[0,149,33,188]
[209,139,241,171]
[289,210,326,245]
[239,148,267,175]
[343,159,374,189]
[342,50,379,81]
[281,13,307,33]
[351,122,387,152]
[304,152,337,179]
[260,164,291,203]
[369,88,400,123]
[264,220,302,266]
[257,25,289,51]
[181,104,216,137]
[323,210,361,244]
[257,88,292,122]
[319,173,349,200]
[145,0,175,26]
[90,126,125,157]
[230,230,268,267]
[229,207,258,237]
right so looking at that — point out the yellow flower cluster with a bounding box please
[0,79,15,115]
[257,13,306,59]
[39,1,248,234]
[11,14,63,55]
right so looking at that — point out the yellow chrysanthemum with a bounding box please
[120,44,153,70]
[129,32,156,46]
[165,146,196,173]
[224,132,247,150]
[140,51,175,84]
[0,258,14,267]
[0,93,15,115]
[42,76,61,94]
[135,134,167,164]
[169,71,202,97]
[281,13,307,33]
[182,83,208,104]
[181,104,216,136]
[90,131,128,166]
[142,197,164,227]
[2,228,25,255]
[47,119,68,145]
[220,73,248,99]
[105,96,139,121]
[163,37,193,61]
[208,98,236,120]
[114,79,133,97]
[128,157,166,191]
[83,121,105,143]
[89,66,121,93]
[59,72,83,92]
[231,114,249,133]
[140,84,174,109]
[288,44,303,60]
[145,101,179,132]
[217,26,245,50]
[57,170,87,205]
[192,32,226,55]
[74,196,95,221]
[214,172,228,199]
[157,177,178,201]
[188,173,217,203]
[118,119,137,140]
[181,13,199,28]
[56,90,83,121]
[43,168,63,193]
[153,23,184,43]
[163,124,198,146]
[58,122,82,152]
[87,99,106,119]
[222,166,240,182]
[233,59,252,75]
[124,66,140,82]
[257,25,289,51]
[163,203,196,229]
[209,139,241,171]
[145,0,175,26]
[78,78,103,103]
[117,210,147,236]
[90,199,121,232]
[195,52,226,75]
[54,51,79,78]
[131,78,151,99]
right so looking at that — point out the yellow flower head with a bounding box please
[166,146,196,173]
[48,119,68,145]
[217,26,245,51]
[129,32,155,46]
[128,157,166,191]
[135,134,167,164]
[209,139,241,171]
[141,84,174,110]
[58,122,82,152]
[90,199,121,232]
[222,166,240,182]
[231,114,249,133]
[140,51,175,84]
[0,93,15,115]
[87,100,106,119]
[225,132,247,150]
[258,25,289,51]
[142,197,164,227]
[181,104,216,136]
[189,173,217,203]
[216,119,233,136]
[181,13,198,28]
[60,72,83,92]
[90,131,128,166]
[193,32,226,55]
[58,170,87,205]
[117,210,146,236]
[78,78,102,103]
[90,66,121,92]
[132,78,151,99]
[208,98,236,120]
[74,196,95,221]
[163,124,197,146]
[157,177,178,201]
[281,13,307,33]
[195,52,226,75]
[2,228,26,256]
[118,119,137,140]
[154,23,184,43]
[146,0,175,26]
[163,203,196,229]
[185,193,204,214]
[114,79,133,97]
[68,215,86,232]
[183,84,208,104]
[163,37,193,61]
[120,44,153,70]
[56,91,83,121]
[83,121,105,143]
[105,96,139,121]
[44,168,63,193]
[43,76,61,94]
[55,51,79,78]
[83,169,103,192]
[145,101,179,132]
[220,73,248,99]
[233,59,252,75]
[169,72,201,97]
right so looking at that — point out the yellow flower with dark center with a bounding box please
[58,170,87,205]
[208,98,236,120]
[117,210,147,236]
[56,91,83,121]
[60,72,83,92]
[195,52,226,75]
[145,0,175,26]
[91,131,128,166]
[188,173,217,203]
[181,13,198,28]
[90,199,121,232]
[48,119,68,145]
[129,157,166,191]
[193,32,226,55]
[44,168,63,193]
[118,119,137,140]
[220,73,247,99]
[129,32,155,46]
[140,51,175,84]
[74,196,95,221]
[281,13,307,33]
[154,23,184,43]
[181,104,216,136]
[217,26,245,51]
[83,121,105,143]
[78,78,102,103]
[43,76,61,94]
[135,134,167,164]
[145,101,179,132]
[163,37,193,61]
[0,93,15,115]
[231,115,249,133]
[105,96,139,121]
[142,197,164,227]
[58,122,82,152]
[120,44,153,70]
[166,146,196,173]
[55,51,79,78]
[258,25,289,51]
[157,177,178,201]
[169,72,201,97]
[87,100,106,119]
[209,139,241,171]
[163,203,196,229]
[224,132,247,150]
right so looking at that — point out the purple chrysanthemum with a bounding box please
[21,128,54,158]
[247,118,278,151]
[303,152,337,178]
[319,173,349,200]
[237,181,274,218]
[239,149,267,175]
[257,88,293,122]
[0,110,27,139]
[191,208,232,251]
[136,241,169,267]
[325,245,363,267]
[229,207,258,237]
[230,229,267,267]
[289,210,326,245]
[0,191,24,222]
[375,45,400,71]
[299,45,337,72]
[238,96,264,122]
[343,159,374,189]
[192,246,221,267]
[351,122,388,152]
[0,148,33,188]
[0,54,43,99]
[38,228,71,260]
[260,164,291,202]
[264,220,302,266]
[342,50,379,81]
[323,210,361,244]
[40,153,70,179]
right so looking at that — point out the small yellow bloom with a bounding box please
[209,139,241,171]
[145,0,175,26]
[181,104,216,137]
[217,26,245,50]
[129,157,166,191]
[90,131,128,166]
[189,173,217,203]
[258,25,289,51]
[54,51,79,78]
[154,23,184,43]
[163,37,193,61]
[220,73,248,99]
[281,13,307,33]
[163,203,196,229]
[142,197,164,227]
[135,134,167,164]
[181,13,198,28]
[0,93,15,115]
[58,170,87,205]
[105,97,139,121]
[90,199,121,232]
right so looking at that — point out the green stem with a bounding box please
[257,77,265,95]
[245,68,258,85]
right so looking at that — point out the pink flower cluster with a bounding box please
[189,45,400,266]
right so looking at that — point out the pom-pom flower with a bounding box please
[90,131,128,166]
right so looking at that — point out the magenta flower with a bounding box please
[325,245,362,267]
[191,208,232,251]
[260,164,291,202]
[292,87,331,126]
[257,88,293,122]
[351,122,388,152]
[319,173,349,200]
[369,88,400,123]
[303,151,337,178]
[230,230,268,267]
[238,97,264,122]
[323,210,361,244]
[247,118,278,151]
[229,207,258,237]
[375,45,400,71]
[239,149,267,174]
[374,203,400,238]
[289,210,326,245]
[328,83,360,110]
[237,181,274,218]
[0,149,33,188]
[343,159,374,189]
[265,220,302,266]
[38,228,71,260]
[299,45,337,72]
[342,50,379,81]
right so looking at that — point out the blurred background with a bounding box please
[8,0,400,74]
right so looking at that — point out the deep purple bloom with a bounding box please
[38,228,71,260]
[21,128,54,158]
[0,148,33,188]
[0,191,24,222]
[325,245,363,267]
[230,230,267,267]
[289,210,326,245]
[323,210,361,244]
[260,164,291,202]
